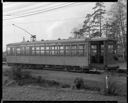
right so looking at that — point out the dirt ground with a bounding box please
[2,85,127,102]
[2,65,127,102]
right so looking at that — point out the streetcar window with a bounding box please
[16,47,21,56]
[71,50,77,56]
[12,47,15,56]
[78,49,84,56]
[58,45,64,55]
[60,45,64,50]
[101,44,104,55]
[45,45,49,55]
[53,45,58,55]
[65,45,70,56]
[117,45,122,54]
[91,49,97,56]
[65,45,70,50]
[45,50,49,55]
[78,44,84,49]
[84,44,88,56]
[46,46,49,50]
[71,45,77,56]
[41,47,45,50]
[26,47,29,56]
[101,49,104,55]
[51,46,54,50]
[55,46,58,50]
[7,47,11,55]
[50,46,55,55]
[32,51,35,55]
[35,47,40,55]
[22,47,25,56]
[108,45,113,53]
[54,50,58,55]
[44,45,49,55]
[40,46,45,55]
[91,45,97,49]
[101,45,104,49]
[36,50,40,55]
[32,47,35,55]
[32,47,35,50]
[51,50,55,55]
[41,50,45,55]
[65,50,70,55]
[60,49,64,55]
[36,47,40,50]
[78,44,84,56]
[71,45,77,49]
[91,45,97,56]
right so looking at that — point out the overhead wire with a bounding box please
[4,3,72,17]
[4,2,75,19]
[3,3,54,16]
[16,3,74,16]
[3,2,37,12]
[3,2,83,21]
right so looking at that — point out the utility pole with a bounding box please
[12,24,36,42]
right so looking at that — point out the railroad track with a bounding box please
[3,63,127,75]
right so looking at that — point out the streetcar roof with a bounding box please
[7,37,116,46]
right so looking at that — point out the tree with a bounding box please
[71,27,81,39]
[103,20,120,39]
[108,0,127,61]
[82,14,92,37]
[91,2,106,37]
[77,2,106,38]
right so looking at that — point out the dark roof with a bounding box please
[7,37,116,46]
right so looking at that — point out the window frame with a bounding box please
[35,46,40,56]
[78,44,85,56]
[58,45,64,56]
[71,44,77,56]
[25,46,30,56]
[16,47,21,56]
[65,45,71,56]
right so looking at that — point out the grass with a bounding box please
[3,65,126,97]
[3,67,71,88]
[73,76,126,96]
[73,77,101,91]
[3,86,127,101]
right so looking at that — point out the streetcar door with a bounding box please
[90,41,104,64]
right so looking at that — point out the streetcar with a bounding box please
[6,37,119,72]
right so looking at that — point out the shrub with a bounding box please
[11,68,22,81]
[73,77,85,89]
[21,71,32,79]
[35,76,61,87]
[4,68,70,88]
[107,81,121,96]
[3,70,11,77]
[45,79,60,87]
[73,77,102,91]
[36,76,42,84]
[102,80,121,96]
[9,68,33,85]
[61,84,71,88]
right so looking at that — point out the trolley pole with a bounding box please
[12,24,36,42]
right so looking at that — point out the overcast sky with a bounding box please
[3,2,113,52]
